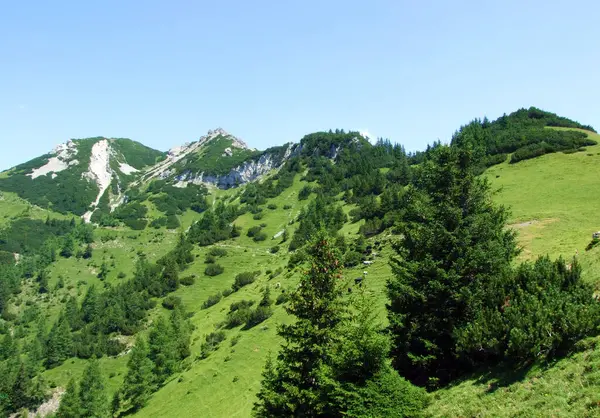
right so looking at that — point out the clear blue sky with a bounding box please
[2,0,599,170]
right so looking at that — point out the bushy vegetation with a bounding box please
[232,271,260,291]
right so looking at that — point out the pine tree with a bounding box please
[81,286,99,324]
[253,233,346,416]
[169,305,191,360]
[82,244,93,259]
[387,144,518,387]
[121,338,154,412]
[64,296,82,331]
[161,257,179,294]
[46,314,72,368]
[11,362,32,411]
[37,269,50,294]
[79,358,108,417]
[60,236,75,258]
[57,378,80,418]
[259,285,272,307]
[147,317,178,384]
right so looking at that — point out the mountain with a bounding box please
[0,137,165,218]
[1,107,600,417]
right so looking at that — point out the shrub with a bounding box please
[205,264,224,276]
[204,255,216,264]
[253,232,268,242]
[260,223,268,228]
[208,247,228,257]
[181,275,195,286]
[269,268,283,280]
[117,271,126,279]
[298,185,312,200]
[200,331,226,358]
[165,214,181,229]
[283,204,292,210]
[222,288,234,297]
[229,300,255,312]
[287,250,306,269]
[253,212,264,220]
[247,226,262,237]
[276,292,290,305]
[267,204,277,210]
[162,295,182,310]
[343,251,363,267]
[244,306,273,329]
[224,309,252,328]
[202,292,223,309]
[270,245,280,254]
[232,271,260,291]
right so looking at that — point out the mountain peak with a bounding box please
[205,128,249,149]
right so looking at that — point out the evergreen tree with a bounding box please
[147,317,178,384]
[387,144,518,387]
[97,260,109,280]
[65,296,83,331]
[57,378,80,418]
[121,338,154,412]
[259,285,272,307]
[82,244,93,259]
[162,257,179,294]
[79,358,108,418]
[37,269,50,294]
[169,305,191,360]
[11,362,32,411]
[81,286,99,324]
[254,233,346,416]
[60,236,75,258]
[46,314,73,368]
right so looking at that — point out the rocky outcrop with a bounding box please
[174,143,299,189]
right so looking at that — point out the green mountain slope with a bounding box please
[1,109,599,417]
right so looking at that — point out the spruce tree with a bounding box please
[81,286,99,324]
[253,233,346,416]
[57,378,80,418]
[79,358,108,418]
[147,317,178,384]
[169,305,191,360]
[46,314,73,368]
[121,338,154,412]
[387,144,518,387]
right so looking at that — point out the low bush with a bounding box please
[162,295,182,310]
[276,292,290,305]
[200,331,226,358]
[244,306,273,329]
[208,247,228,257]
[270,245,280,254]
[205,264,224,277]
[247,226,262,237]
[267,203,277,210]
[283,204,292,210]
[253,232,268,242]
[232,271,260,291]
[252,212,264,220]
[202,292,222,309]
[180,275,195,286]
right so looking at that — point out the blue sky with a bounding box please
[1,0,599,170]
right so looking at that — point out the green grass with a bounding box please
[486,129,600,262]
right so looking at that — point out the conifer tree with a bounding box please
[169,305,191,360]
[79,358,108,417]
[161,257,179,294]
[254,233,346,416]
[387,144,518,387]
[46,314,73,368]
[121,338,154,412]
[147,317,178,384]
[57,378,80,418]
[81,286,99,324]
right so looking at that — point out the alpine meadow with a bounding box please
[2,108,600,418]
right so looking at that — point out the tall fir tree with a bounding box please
[254,233,346,416]
[387,144,518,387]
[46,313,73,368]
[57,378,80,418]
[79,358,108,418]
[120,337,154,413]
[147,317,178,384]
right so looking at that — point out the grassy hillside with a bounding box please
[427,129,600,417]
[2,123,600,417]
